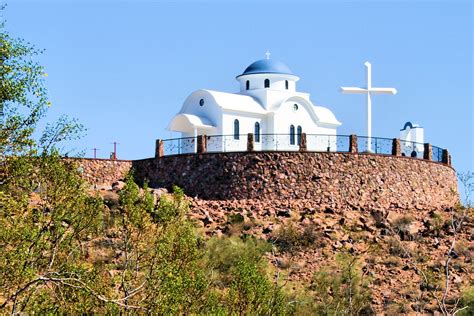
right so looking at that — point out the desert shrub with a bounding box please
[383,257,401,267]
[386,236,411,258]
[227,257,292,315]
[228,213,245,224]
[385,301,412,315]
[457,286,474,316]
[430,212,445,236]
[224,213,256,236]
[205,236,271,286]
[413,248,430,263]
[148,184,187,224]
[205,236,295,315]
[271,222,323,253]
[391,215,415,240]
[310,253,373,315]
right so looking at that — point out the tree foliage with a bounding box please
[0,6,84,189]
[0,168,297,314]
[0,153,104,313]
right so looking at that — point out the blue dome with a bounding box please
[237,59,294,77]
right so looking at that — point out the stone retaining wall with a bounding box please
[132,152,459,211]
[68,158,132,189]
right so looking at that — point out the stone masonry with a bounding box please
[68,158,132,189]
[132,152,459,212]
[71,151,459,212]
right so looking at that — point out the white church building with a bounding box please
[167,56,342,152]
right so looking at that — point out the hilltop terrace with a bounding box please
[154,133,450,165]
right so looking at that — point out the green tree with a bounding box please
[0,5,83,191]
[116,179,213,313]
[0,153,104,313]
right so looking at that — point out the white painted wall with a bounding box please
[237,73,299,93]
[180,90,223,135]
[169,70,341,154]
[272,100,338,151]
[215,112,263,152]
[400,125,424,157]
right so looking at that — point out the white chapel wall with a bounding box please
[238,73,297,93]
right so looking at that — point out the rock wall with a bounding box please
[72,152,458,211]
[133,152,459,212]
[69,158,132,189]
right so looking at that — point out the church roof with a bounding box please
[203,90,266,114]
[204,90,266,114]
[167,113,215,133]
[313,106,342,126]
[237,59,294,78]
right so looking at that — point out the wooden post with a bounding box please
[392,138,401,156]
[197,135,207,154]
[349,134,358,153]
[423,143,432,161]
[247,133,254,151]
[299,133,307,151]
[155,139,164,158]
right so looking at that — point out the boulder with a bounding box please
[112,180,126,191]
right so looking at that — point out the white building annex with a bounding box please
[167,56,342,153]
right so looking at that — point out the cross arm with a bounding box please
[368,87,397,95]
[340,87,368,94]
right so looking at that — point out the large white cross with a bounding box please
[341,61,397,152]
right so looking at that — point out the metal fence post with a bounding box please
[155,139,164,158]
[349,134,358,153]
[392,138,401,156]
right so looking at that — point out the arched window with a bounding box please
[297,126,302,145]
[246,80,250,90]
[254,122,260,143]
[290,125,295,145]
[285,80,289,90]
[264,79,270,88]
[234,119,240,140]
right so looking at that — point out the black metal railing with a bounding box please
[358,136,394,155]
[432,145,444,163]
[159,134,449,165]
[163,136,197,155]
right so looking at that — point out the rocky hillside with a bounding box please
[96,181,473,315]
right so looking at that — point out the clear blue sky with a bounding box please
[5,1,473,173]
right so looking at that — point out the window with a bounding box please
[199,98,204,106]
[255,122,260,142]
[234,119,240,140]
[293,104,298,111]
[285,80,289,90]
[264,78,270,88]
[297,126,302,145]
[290,125,295,145]
[246,80,250,90]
